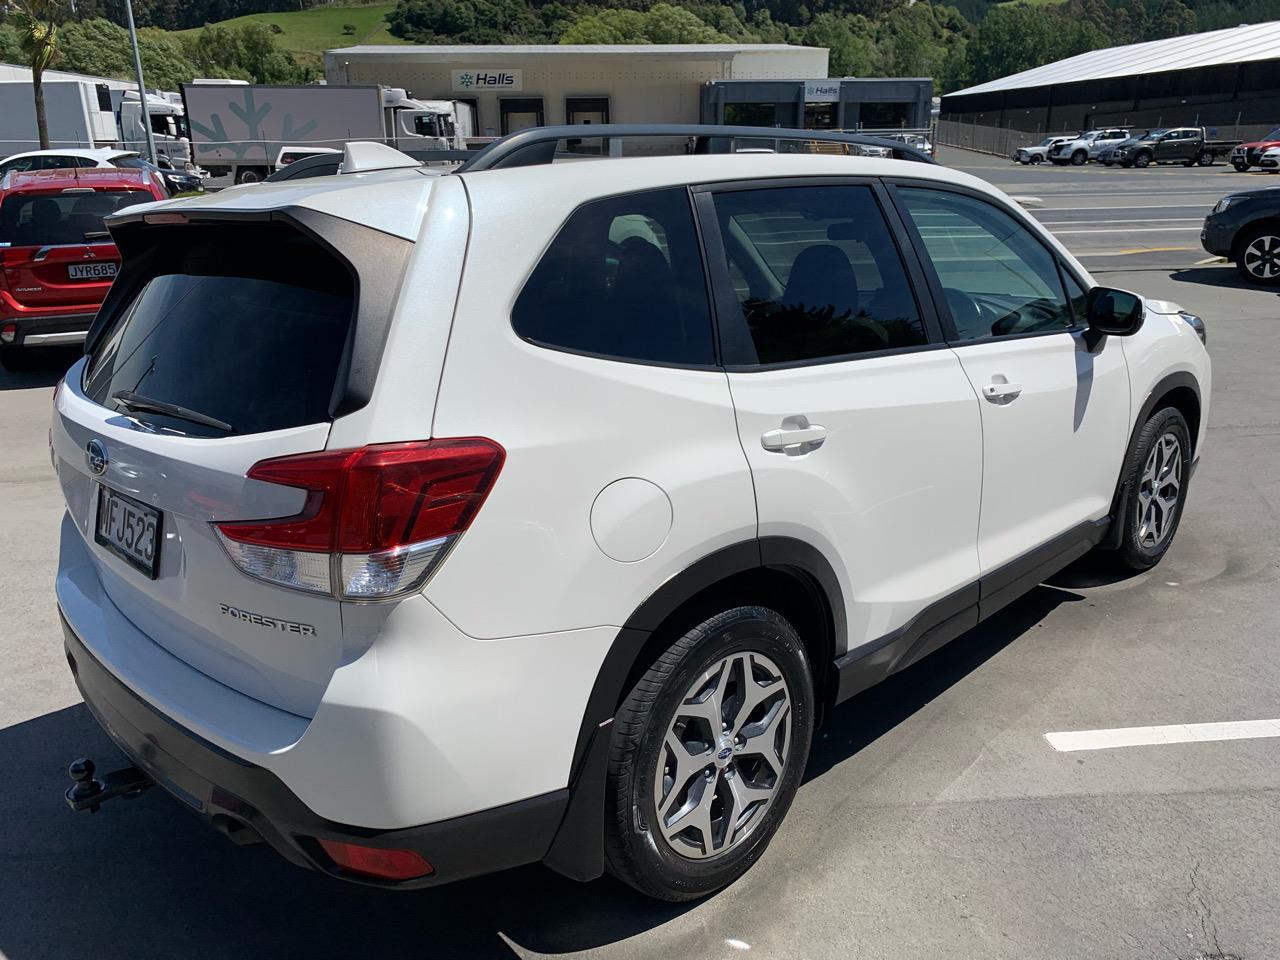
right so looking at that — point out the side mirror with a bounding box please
[1085,287,1144,342]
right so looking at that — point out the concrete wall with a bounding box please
[324,47,829,135]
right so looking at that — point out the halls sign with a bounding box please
[451,69,523,92]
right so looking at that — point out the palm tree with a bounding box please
[11,1,66,151]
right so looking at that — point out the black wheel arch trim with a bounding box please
[544,535,843,881]
[1102,370,1201,549]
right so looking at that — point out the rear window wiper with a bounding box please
[83,231,111,241]
[111,390,234,433]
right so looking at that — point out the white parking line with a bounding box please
[1045,719,1280,752]
[1039,218,1203,226]
[1036,204,1212,211]
[1048,226,1203,235]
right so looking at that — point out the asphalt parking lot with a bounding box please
[2,147,1278,960]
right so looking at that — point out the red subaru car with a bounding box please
[0,167,165,368]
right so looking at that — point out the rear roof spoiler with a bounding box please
[456,123,937,172]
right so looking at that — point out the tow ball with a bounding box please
[64,758,153,813]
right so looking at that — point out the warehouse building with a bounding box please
[324,44,933,136]
[941,20,1280,133]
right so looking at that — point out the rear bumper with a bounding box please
[62,610,568,889]
[0,311,93,348]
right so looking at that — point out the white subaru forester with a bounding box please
[53,129,1210,901]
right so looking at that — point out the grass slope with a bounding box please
[177,3,408,70]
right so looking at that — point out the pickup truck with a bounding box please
[1112,127,1240,168]
[1049,128,1130,165]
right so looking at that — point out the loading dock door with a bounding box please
[567,97,609,126]
[501,98,544,135]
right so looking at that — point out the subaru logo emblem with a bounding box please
[717,746,733,761]
[85,439,108,476]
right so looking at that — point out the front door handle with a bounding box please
[761,416,827,455]
[982,381,1023,404]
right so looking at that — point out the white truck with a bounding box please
[181,83,475,185]
[0,76,193,169]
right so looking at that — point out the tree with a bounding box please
[11,1,66,151]
[801,13,877,77]
[560,3,733,43]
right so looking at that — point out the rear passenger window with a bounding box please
[512,187,714,366]
[709,184,927,365]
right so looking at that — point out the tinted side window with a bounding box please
[898,187,1072,342]
[512,187,713,365]
[709,184,927,365]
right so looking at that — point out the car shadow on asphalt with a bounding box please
[0,346,79,391]
[804,583,1082,783]
[1170,264,1280,292]
[0,584,1083,960]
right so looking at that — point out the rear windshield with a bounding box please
[84,223,355,438]
[0,189,152,247]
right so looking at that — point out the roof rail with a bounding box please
[455,124,936,173]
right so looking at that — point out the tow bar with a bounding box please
[64,757,153,813]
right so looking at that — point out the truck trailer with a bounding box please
[181,83,474,186]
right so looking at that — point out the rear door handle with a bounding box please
[982,381,1023,404]
[761,416,827,455]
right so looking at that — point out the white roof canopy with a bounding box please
[948,20,1280,98]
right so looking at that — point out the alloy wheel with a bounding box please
[652,652,792,860]
[1136,433,1182,548]
[1243,235,1280,279]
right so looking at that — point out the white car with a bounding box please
[53,132,1210,901]
[1049,128,1131,165]
[0,147,202,195]
[1013,135,1077,164]
[1260,146,1280,172]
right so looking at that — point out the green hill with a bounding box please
[176,3,409,69]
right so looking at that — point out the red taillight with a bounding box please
[215,439,504,599]
[316,838,434,881]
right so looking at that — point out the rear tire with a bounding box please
[1235,223,1280,285]
[1113,408,1191,571]
[1197,151,1214,167]
[604,606,814,901]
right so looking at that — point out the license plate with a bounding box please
[94,485,161,578]
[68,262,117,280]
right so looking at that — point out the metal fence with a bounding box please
[936,118,1280,157]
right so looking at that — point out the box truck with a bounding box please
[0,78,193,170]
[182,83,475,185]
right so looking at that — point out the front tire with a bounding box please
[1133,152,1152,168]
[1235,223,1280,284]
[1071,150,1087,166]
[1114,408,1191,571]
[1029,154,1043,165]
[1233,161,1250,172]
[604,606,814,901]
